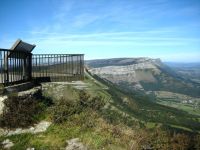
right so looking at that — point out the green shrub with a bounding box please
[88,96,106,111]
[79,90,91,108]
[51,90,106,124]
[79,90,106,111]
[51,98,81,124]
[0,91,47,128]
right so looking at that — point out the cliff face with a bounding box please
[86,58,200,97]
[86,58,162,92]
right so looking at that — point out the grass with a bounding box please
[0,109,134,150]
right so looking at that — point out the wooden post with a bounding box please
[23,54,26,80]
[28,53,32,80]
[4,51,9,85]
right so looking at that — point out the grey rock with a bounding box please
[0,121,51,137]
[0,96,7,115]
[26,148,35,150]
[18,86,41,97]
[7,121,51,136]
[2,139,14,149]
[66,138,87,150]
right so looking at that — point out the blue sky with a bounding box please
[0,0,200,62]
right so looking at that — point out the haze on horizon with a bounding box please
[0,0,200,62]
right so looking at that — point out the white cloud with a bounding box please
[72,13,100,27]
[27,29,200,44]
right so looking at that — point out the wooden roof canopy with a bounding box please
[8,39,36,58]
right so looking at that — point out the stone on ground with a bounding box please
[0,96,7,115]
[66,138,87,150]
[26,148,35,150]
[2,139,14,149]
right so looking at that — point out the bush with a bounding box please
[51,98,81,124]
[79,90,106,111]
[51,90,106,124]
[79,90,91,108]
[0,91,48,128]
[89,96,106,111]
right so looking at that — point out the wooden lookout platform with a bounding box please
[0,39,84,86]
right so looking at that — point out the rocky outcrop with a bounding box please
[17,86,41,97]
[87,58,161,92]
[0,121,51,137]
[89,61,158,75]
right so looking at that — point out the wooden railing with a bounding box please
[0,49,84,86]
[32,54,84,82]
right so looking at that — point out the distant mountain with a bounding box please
[165,62,200,84]
[86,58,200,98]
[86,57,162,68]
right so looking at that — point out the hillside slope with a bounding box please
[0,71,200,149]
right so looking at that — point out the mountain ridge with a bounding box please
[86,57,162,68]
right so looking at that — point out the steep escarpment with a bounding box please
[86,58,160,92]
[86,58,200,97]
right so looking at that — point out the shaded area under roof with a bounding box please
[8,39,36,58]
[10,39,36,53]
